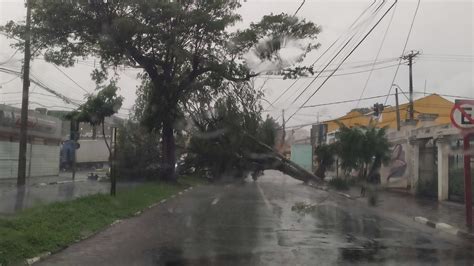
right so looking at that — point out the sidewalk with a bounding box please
[0,172,109,215]
[0,171,89,190]
[344,186,472,233]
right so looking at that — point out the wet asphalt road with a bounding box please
[38,171,474,265]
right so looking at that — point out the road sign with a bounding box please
[450,100,474,130]
[451,99,474,229]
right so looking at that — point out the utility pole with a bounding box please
[17,0,32,187]
[110,127,118,196]
[71,120,79,180]
[395,87,401,131]
[402,50,420,121]
[281,109,286,152]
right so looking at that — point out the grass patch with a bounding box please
[0,175,204,265]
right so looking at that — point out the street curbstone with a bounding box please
[20,185,193,264]
[413,216,474,242]
[110,220,121,226]
[26,252,51,265]
[457,230,474,240]
[414,216,429,224]
[426,220,437,228]
[435,223,459,235]
[337,192,353,199]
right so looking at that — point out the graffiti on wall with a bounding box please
[386,144,407,181]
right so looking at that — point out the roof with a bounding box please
[322,94,454,132]
[323,110,373,132]
[378,94,453,129]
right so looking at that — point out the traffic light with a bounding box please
[373,103,384,117]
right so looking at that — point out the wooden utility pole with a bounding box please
[110,127,118,196]
[71,120,78,180]
[402,50,420,121]
[17,0,32,187]
[395,87,401,131]
[281,109,285,151]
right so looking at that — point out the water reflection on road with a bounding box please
[0,181,109,215]
[36,171,474,266]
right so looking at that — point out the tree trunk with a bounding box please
[161,119,176,182]
[368,156,382,184]
[92,125,97,140]
[102,122,111,155]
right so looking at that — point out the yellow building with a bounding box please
[322,94,454,132]
[378,94,453,129]
[324,110,373,133]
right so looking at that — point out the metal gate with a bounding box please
[448,138,474,203]
[418,140,438,198]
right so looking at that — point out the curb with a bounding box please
[23,185,195,265]
[414,216,474,241]
[337,192,354,199]
[38,179,88,186]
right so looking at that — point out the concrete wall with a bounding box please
[382,124,467,202]
[290,144,313,172]
[0,141,59,179]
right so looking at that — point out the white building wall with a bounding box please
[0,141,59,179]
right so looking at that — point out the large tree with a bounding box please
[186,81,278,179]
[3,0,320,181]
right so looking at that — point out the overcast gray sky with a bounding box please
[0,0,473,127]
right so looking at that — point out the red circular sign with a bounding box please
[450,100,474,130]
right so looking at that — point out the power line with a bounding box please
[264,93,397,113]
[418,57,474,63]
[286,0,387,109]
[260,62,401,112]
[293,0,306,16]
[422,53,473,58]
[0,76,19,86]
[51,64,90,94]
[286,0,399,124]
[260,63,399,81]
[267,0,378,109]
[355,2,397,108]
[257,0,308,99]
[383,0,421,106]
[0,66,81,106]
[302,93,397,109]
[0,48,20,65]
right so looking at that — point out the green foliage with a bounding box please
[186,82,278,178]
[232,13,321,61]
[67,82,123,126]
[314,143,337,178]
[335,125,365,173]
[116,121,161,180]
[0,178,200,265]
[328,177,351,191]
[3,0,320,180]
[334,125,390,181]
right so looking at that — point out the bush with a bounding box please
[328,177,351,190]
